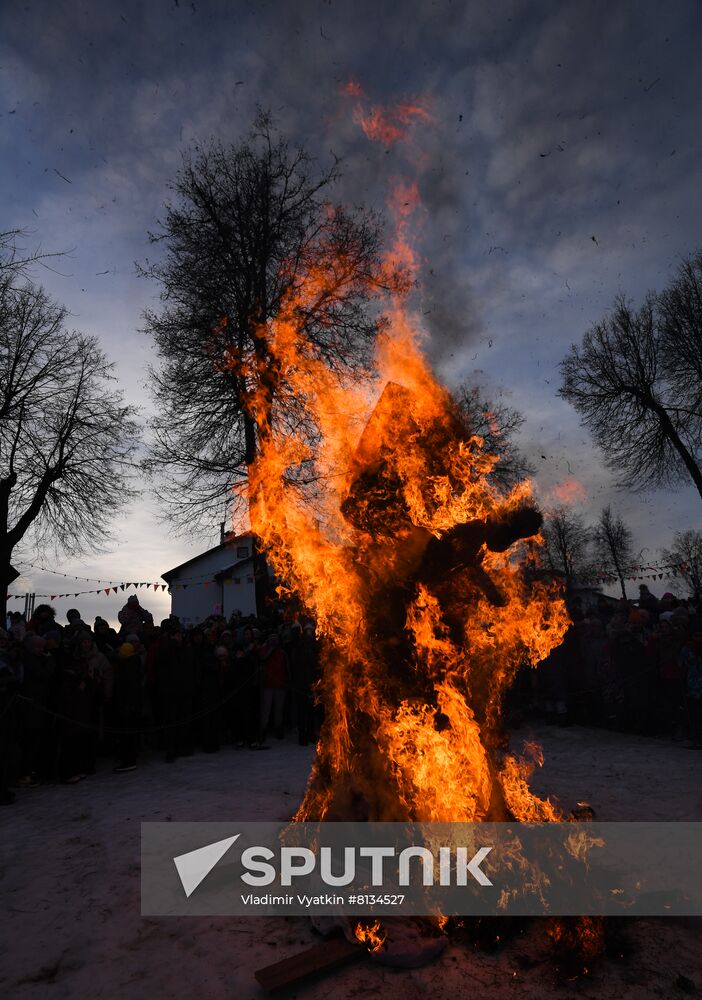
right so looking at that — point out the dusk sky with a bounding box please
[2,0,701,624]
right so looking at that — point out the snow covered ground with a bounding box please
[2,727,701,999]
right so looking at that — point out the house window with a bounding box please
[233,577,241,585]
[236,545,249,559]
[247,576,254,584]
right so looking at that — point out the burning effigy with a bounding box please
[239,229,578,962]
[237,94,589,970]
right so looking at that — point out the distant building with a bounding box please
[570,585,620,613]
[162,531,262,627]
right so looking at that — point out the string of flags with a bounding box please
[593,560,689,584]
[6,575,252,602]
[6,581,170,601]
[16,560,150,585]
[16,560,220,585]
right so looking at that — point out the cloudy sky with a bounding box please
[2,0,701,624]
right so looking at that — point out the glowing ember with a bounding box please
[340,80,432,146]
[354,919,387,953]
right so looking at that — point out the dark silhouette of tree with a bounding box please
[542,504,591,589]
[141,114,401,535]
[661,529,702,604]
[453,383,534,492]
[658,251,702,428]
[593,504,635,599]
[0,228,69,277]
[559,282,702,501]
[0,276,140,620]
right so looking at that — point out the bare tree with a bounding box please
[658,251,702,426]
[453,383,534,492]
[141,114,401,536]
[0,228,69,277]
[661,529,702,604]
[542,505,591,590]
[0,277,140,620]
[593,504,635,599]
[559,293,702,500]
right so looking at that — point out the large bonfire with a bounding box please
[228,91,605,974]
[239,172,570,829]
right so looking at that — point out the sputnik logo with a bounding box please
[173,834,240,898]
[173,835,494,897]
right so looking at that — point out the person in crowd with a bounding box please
[111,638,143,772]
[64,608,91,645]
[287,623,318,746]
[659,592,679,616]
[681,628,702,747]
[191,628,221,753]
[56,637,99,783]
[577,617,607,725]
[0,628,21,804]
[117,594,154,636]
[77,632,112,725]
[213,644,234,741]
[649,618,684,737]
[8,611,27,643]
[232,626,262,748]
[27,604,62,637]
[157,623,195,762]
[259,633,288,742]
[637,584,659,619]
[18,634,57,784]
[537,625,577,724]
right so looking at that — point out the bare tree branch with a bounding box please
[542,505,591,589]
[0,277,141,618]
[453,382,534,492]
[593,504,635,599]
[559,267,702,501]
[141,114,402,536]
[661,529,702,603]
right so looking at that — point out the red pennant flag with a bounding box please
[51,595,56,601]
[204,581,209,588]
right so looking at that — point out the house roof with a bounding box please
[161,531,253,582]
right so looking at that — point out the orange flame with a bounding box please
[339,79,364,97]
[353,101,432,145]
[355,919,387,953]
[340,80,432,146]
[235,180,569,829]
[550,477,587,505]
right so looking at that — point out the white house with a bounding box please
[162,531,260,627]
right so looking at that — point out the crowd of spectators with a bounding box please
[530,584,702,743]
[0,594,320,804]
[3,582,702,806]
